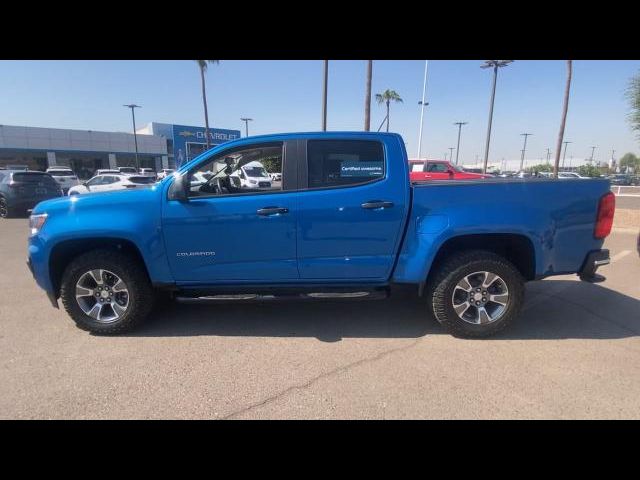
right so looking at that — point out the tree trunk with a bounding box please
[386,100,390,132]
[554,60,572,178]
[200,65,211,150]
[364,61,372,131]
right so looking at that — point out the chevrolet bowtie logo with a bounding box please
[178,131,195,137]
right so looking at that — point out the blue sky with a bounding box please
[0,60,638,170]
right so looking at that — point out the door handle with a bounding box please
[361,201,394,210]
[257,206,289,216]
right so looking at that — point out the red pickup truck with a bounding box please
[409,159,491,181]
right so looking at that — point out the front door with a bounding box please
[162,141,299,283]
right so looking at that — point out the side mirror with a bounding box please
[447,168,455,176]
[168,174,189,201]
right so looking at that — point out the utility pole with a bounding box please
[481,60,513,174]
[240,117,253,137]
[364,60,373,131]
[123,104,141,171]
[453,121,468,165]
[416,60,429,158]
[322,60,328,131]
[519,133,532,171]
[561,141,572,169]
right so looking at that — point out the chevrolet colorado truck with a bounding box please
[26,132,615,337]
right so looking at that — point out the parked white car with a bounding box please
[67,173,157,195]
[46,167,80,193]
[229,161,272,189]
[157,169,175,180]
[139,168,156,177]
[558,171,589,179]
[117,166,138,176]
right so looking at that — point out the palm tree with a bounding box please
[364,61,373,131]
[553,60,573,178]
[375,89,403,132]
[625,70,640,143]
[195,60,219,150]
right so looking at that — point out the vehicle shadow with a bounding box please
[126,281,640,342]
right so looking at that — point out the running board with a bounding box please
[175,289,389,304]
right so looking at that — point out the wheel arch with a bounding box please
[426,233,537,287]
[49,237,150,298]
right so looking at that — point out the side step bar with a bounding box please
[175,289,389,304]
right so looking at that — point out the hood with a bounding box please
[32,186,160,216]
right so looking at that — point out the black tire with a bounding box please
[60,249,154,334]
[426,250,525,338]
[0,196,13,218]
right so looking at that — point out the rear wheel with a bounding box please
[60,249,154,334]
[427,250,525,338]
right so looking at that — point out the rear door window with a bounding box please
[307,140,385,189]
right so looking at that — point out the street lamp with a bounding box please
[449,147,455,162]
[561,141,572,169]
[590,145,597,163]
[123,104,141,171]
[546,148,551,164]
[481,60,513,173]
[416,60,430,159]
[453,121,468,165]
[519,133,532,171]
[417,101,430,158]
[322,60,328,131]
[240,118,253,137]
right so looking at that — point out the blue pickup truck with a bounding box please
[26,132,615,337]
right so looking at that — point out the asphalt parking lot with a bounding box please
[1,217,639,419]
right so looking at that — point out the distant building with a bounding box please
[137,122,241,169]
[0,122,241,179]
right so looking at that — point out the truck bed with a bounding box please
[392,177,611,284]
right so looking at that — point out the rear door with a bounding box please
[296,136,409,280]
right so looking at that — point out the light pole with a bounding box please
[240,118,253,137]
[561,141,572,169]
[453,121,468,165]
[123,104,141,171]
[610,149,615,170]
[416,60,429,159]
[449,147,455,162]
[481,60,513,173]
[590,146,597,163]
[322,60,328,131]
[546,148,551,164]
[519,133,532,171]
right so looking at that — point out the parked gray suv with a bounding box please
[0,170,63,218]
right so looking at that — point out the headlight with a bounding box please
[29,213,48,236]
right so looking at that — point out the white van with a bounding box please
[229,161,272,189]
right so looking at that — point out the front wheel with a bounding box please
[0,197,12,218]
[427,250,525,338]
[60,249,154,334]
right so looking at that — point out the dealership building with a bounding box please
[0,123,241,179]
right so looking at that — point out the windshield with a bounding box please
[48,170,75,177]
[244,166,269,178]
[13,172,57,184]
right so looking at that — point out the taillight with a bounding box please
[594,191,615,239]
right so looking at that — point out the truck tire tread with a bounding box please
[427,250,525,338]
[60,249,154,335]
